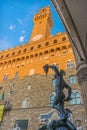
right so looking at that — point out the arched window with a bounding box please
[1,55,4,59]
[66,61,71,69]
[50,93,55,106]
[55,47,61,56]
[24,48,27,52]
[22,98,29,108]
[18,50,21,54]
[35,53,38,57]
[6,54,9,57]
[62,46,67,54]
[30,46,34,51]
[71,60,75,68]
[45,42,49,46]
[50,49,54,57]
[62,37,66,41]
[70,91,81,105]
[12,52,15,56]
[53,39,57,44]
[37,44,41,48]
[69,75,76,84]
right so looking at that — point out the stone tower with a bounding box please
[30,6,53,43]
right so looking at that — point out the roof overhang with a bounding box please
[51,0,87,63]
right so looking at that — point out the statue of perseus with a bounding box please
[38,64,76,130]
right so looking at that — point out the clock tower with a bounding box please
[29,6,53,43]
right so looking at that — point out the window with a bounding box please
[37,44,41,48]
[62,37,66,41]
[30,46,34,51]
[18,50,21,54]
[70,91,82,105]
[22,98,29,108]
[15,120,28,130]
[6,54,9,57]
[69,75,76,84]
[24,48,27,52]
[14,72,18,79]
[50,93,55,106]
[45,42,49,46]
[66,60,75,69]
[71,60,75,68]
[53,39,57,44]
[75,120,83,130]
[12,52,15,56]
[66,61,71,69]
[1,55,4,59]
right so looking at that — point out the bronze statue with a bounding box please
[43,64,71,119]
[38,64,76,130]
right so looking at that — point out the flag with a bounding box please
[1,92,5,101]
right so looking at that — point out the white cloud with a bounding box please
[18,18,23,25]
[9,25,15,30]
[22,30,26,34]
[19,36,25,42]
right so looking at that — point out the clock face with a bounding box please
[32,34,42,41]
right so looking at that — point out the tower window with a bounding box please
[18,50,21,54]
[12,52,15,56]
[6,54,9,57]
[62,37,66,41]
[24,48,27,52]
[30,46,34,51]
[1,55,4,59]
[45,42,49,46]
[53,39,57,44]
[37,44,41,48]
[35,53,38,57]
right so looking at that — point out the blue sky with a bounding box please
[0,0,65,51]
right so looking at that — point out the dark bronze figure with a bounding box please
[38,64,76,130]
[43,64,71,119]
